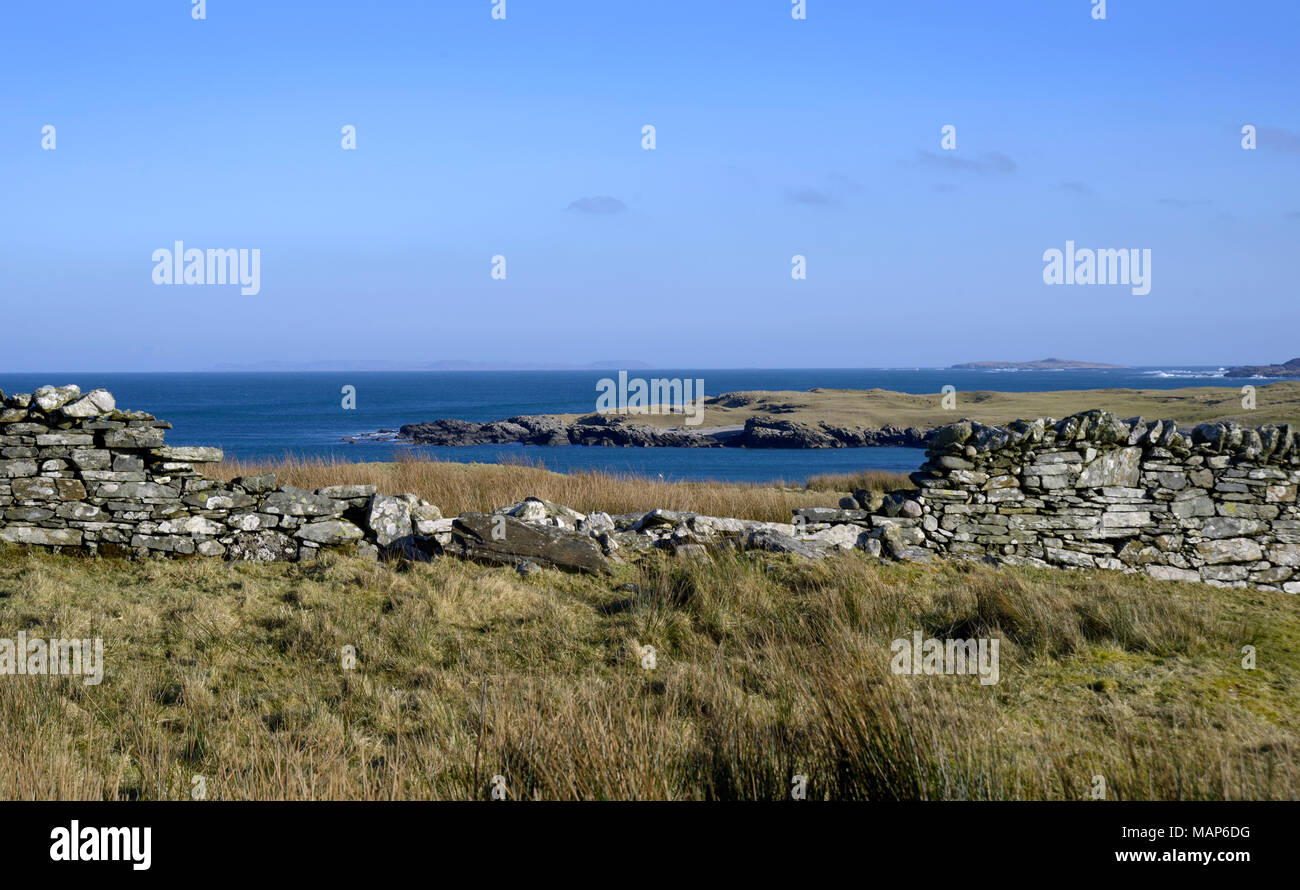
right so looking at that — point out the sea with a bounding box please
[0,368,1261,484]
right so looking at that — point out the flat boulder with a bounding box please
[744,528,827,559]
[295,520,365,546]
[152,445,224,463]
[260,486,345,518]
[451,513,609,574]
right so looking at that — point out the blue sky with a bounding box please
[2,0,1297,371]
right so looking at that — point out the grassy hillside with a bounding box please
[560,381,1300,431]
[1,547,1295,800]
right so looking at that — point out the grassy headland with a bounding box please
[561,381,1300,431]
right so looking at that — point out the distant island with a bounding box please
[949,358,1130,370]
[1225,358,1300,378]
[209,359,653,372]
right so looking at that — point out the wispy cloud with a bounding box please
[1157,197,1212,209]
[783,172,863,208]
[785,187,837,207]
[1057,181,1092,196]
[911,149,1017,176]
[1259,126,1300,154]
[565,196,628,214]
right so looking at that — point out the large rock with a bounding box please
[365,494,413,546]
[1077,447,1141,488]
[60,389,116,418]
[451,513,609,573]
[1195,538,1264,565]
[295,520,365,546]
[802,524,869,551]
[411,503,444,534]
[226,531,299,562]
[260,487,345,518]
[0,526,83,546]
[152,445,224,463]
[32,385,80,413]
[744,528,827,559]
[102,427,166,449]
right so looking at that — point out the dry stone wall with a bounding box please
[0,384,443,562]
[3,385,1298,593]
[903,410,1300,592]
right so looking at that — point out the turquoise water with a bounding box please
[0,368,1252,483]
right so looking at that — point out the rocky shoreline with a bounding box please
[1225,358,1300,378]
[394,414,933,449]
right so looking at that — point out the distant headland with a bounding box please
[1225,358,1300,378]
[948,358,1130,370]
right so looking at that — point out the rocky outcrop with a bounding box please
[398,414,724,447]
[731,418,931,448]
[1225,358,1300,378]
[397,413,931,449]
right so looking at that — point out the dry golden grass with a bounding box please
[0,547,1295,800]
[209,454,914,523]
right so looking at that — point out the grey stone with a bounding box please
[32,385,81,413]
[745,528,827,559]
[1195,538,1264,565]
[294,520,365,546]
[102,428,166,448]
[233,473,277,493]
[0,526,82,546]
[226,531,299,562]
[365,495,413,546]
[60,389,116,418]
[261,487,344,517]
[451,513,610,573]
[1077,447,1141,488]
[152,446,223,463]
[314,484,377,500]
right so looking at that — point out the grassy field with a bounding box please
[0,459,1297,800]
[559,381,1300,430]
[0,546,1295,800]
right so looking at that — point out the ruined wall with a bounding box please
[0,385,444,561]
[905,410,1300,592]
[3,384,1298,593]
